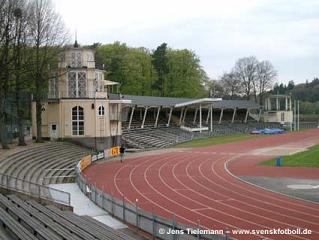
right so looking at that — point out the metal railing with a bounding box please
[0,173,70,206]
[75,169,226,240]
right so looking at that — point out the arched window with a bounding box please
[98,106,105,116]
[72,106,84,135]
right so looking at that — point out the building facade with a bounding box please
[262,94,293,124]
[31,43,130,151]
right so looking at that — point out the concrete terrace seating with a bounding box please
[0,193,133,240]
[0,142,90,188]
[122,122,284,150]
[122,126,195,149]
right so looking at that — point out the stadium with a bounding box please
[1,41,319,240]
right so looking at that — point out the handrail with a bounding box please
[0,173,70,206]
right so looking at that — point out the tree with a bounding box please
[287,80,295,91]
[0,0,21,148]
[120,48,155,96]
[151,43,169,97]
[28,0,68,142]
[220,71,242,99]
[255,60,277,104]
[165,49,207,98]
[12,1,31,146]
[233,56,258,100]
[203,79,224,98]
[96,41,128,84]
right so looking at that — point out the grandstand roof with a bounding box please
[109,93,260,109]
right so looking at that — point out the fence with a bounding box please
[299,122,319,129]
[0,173,70,206]
[75,170,226,240]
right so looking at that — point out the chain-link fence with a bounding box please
[76,170,227,240]
[0,173,70,206]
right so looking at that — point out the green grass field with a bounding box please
[261,144,319,168]
[173,134,263,148]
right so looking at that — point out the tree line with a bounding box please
[0,0,68,149]
[272,78,319,114]
[207,56,277,104]
[94,42,208,98]
[2,0,316,150]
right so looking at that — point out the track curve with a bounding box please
[84,129,319,240]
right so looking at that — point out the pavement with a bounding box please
[49,183,127,229]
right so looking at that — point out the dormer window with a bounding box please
[98,106,105,116]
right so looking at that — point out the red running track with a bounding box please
[84,129,319,240]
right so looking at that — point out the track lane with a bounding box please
[84,129,319,240]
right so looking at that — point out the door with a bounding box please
[49,123,59,140]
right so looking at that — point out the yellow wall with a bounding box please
[32,99,122,139]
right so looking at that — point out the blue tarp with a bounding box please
[251,128,285,135]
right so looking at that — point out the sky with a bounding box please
[53,0,319,84]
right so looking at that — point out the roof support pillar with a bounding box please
[285,97,288,111]
[206,108,210,124]
[193,108,198,124]
[141,107,148,129]
[218,108,224,124]
[154,107,161,128]
[231,108,237,123]
[258,108,262,122]
[276,97,279,110]
[182,108,187,124]
[244,108,250,123]
[128,106,135,129]
[268,98,271,110]
[199,104,202,132]
[210,105,213,132]
[167,107,173,127]
[179,108,184,125]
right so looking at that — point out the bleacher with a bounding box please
[122,126,192,149]
[122,121,283,150]
[0,193,134,240]
[0,142,90,186]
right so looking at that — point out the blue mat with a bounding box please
[251,128,285,135]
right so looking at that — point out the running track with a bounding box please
[84,129,319,240]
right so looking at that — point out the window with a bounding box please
[281,112,285,122]
[98,106,105,116]
[78,72,86,97]
[87,52,94,62]
[68,71,86,97]
[95,72,103,92]
[60,53,65,62]
[72,106,84,135]
[71,51,82,67]
[49,73,58,98]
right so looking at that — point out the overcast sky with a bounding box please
[53,0,319,84]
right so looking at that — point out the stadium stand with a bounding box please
[115,93,279,149]
[122,122,282,150]
[0,142,90,186]
[0,193,134,240]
